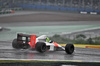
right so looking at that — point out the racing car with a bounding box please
[12,33,74,54]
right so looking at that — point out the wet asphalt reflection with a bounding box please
[0,41,100,62]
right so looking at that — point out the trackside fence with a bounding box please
[17,4,100,14]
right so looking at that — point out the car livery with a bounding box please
[12,33,74,54]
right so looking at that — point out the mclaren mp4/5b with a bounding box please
[12,33,74,54]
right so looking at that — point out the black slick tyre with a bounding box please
[65,43,74,54]
[22,44,30,49]
[35,42,46,53]
[12,39,22,49]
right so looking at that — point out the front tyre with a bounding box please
[65,43,74,54]
[35,42,46,53]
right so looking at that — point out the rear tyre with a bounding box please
[35,42,46,53]
[65,43,74,54]
[12,39,22,49]
[22,44,30,49]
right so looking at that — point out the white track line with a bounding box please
[0,58,100,62]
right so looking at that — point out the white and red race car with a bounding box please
[12,33,74,54]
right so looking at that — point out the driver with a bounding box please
[46,37,50,42]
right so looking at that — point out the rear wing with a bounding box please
[17,33,36,48]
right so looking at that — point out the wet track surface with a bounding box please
[0,21,100,27]
[0,41,100,62]
[0,22,100,62]
[0,11,100,62]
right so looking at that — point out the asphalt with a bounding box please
[0,41,100,62]
[0,11,100,23]
[0,21,100,27]
[0,11,100,27]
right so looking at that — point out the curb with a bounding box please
[85,46,100,49]
[60,44,100,49]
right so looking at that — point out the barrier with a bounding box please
[80,11,100,15]
[0,7,23,14]
[17,4,100,14]
[0,10,15,14]
[90,12,97,14]
[11,7,23,11]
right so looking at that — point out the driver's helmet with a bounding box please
[46,37,50,42]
